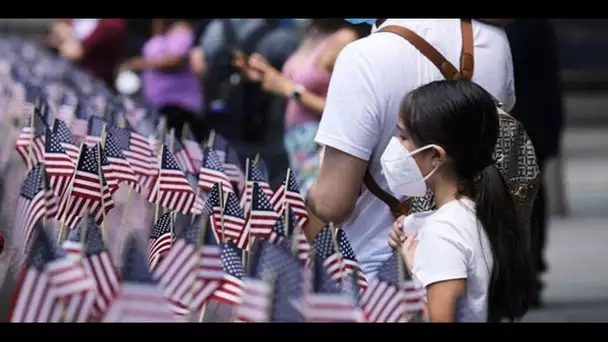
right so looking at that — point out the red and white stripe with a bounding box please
[15,190,46,253]
[102,283,178,322]
[198,167,233,194]
[44,145,75,199]
[323,255,368,293]
[105,154,141,193]
[247,204,279,239]
[210,207,247,245]
[188,246,223,311]
[148,232,173,268]
[360,280,405,323]
[55,171,115,230]
[211,273,244,307]
[302,293,365,323]
[174,149,196,175]
[15,130,45,167]
[234,278,272,322]
[148,170,204,216]
[153,239,199,316]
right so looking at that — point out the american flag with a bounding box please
[148,212,174,269]
[147,145,204,215]
[213,134,245,192]
[211,191,248,250]
[211,241,244,306]
[10,227,96,322]
[52,119,79,164]
[284,206,310,264]
[359,251,425,322]
[57,92,77,123]
[182,132,203,171]
[251,240,303,322]
[41,166,59,220]
[314,227,368,292]
[85,116,106,147]
[240,158,273,214]
[171,138,196,176]
[301,256,364,322]
[102,132,141,193]
[271,170,308,227]
[107,124,157,190]
[234,277,273,322]
[198,147,233,194]
[154,221,202,317]
[71,102,93,142]
[103,236,176,322]
[44,127,76,200]
[248,182,280,239]
[55,144,115,230]
[62,220,121,321]
[15,110,47,167]
[188,222,223,313]
[15,164,48,253]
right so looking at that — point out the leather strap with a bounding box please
[363,171,412,219]
[363,19,475,218]
[459,19,474,80]
[380,25,460,80]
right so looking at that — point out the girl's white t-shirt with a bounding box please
[403,198,493,322]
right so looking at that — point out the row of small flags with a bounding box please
[3,38,427,323]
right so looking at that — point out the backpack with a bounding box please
[363,19,540,231]
[202,19,275,142]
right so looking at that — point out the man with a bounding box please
[304,19,516,277]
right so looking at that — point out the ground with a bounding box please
[523,127,608,322]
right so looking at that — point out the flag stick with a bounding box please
[396,249,406,323]
[96,124,109,245]
[57,144,85,244]
[329,223,346,283]
[25,102,37,171]
[206,130,216,149]
[153,145,164,224]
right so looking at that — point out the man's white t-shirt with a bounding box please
[314,19,515,277]
[404,198,493,322]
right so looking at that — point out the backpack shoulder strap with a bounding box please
[459,19,474,80]
[379,25,460,80]
[363,171,412,218]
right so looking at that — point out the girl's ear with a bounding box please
[432,145,447,167]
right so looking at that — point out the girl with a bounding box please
[386,80,534,322]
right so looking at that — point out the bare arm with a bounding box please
[189,46,207,77]
[426,279,466,322]
[302,42,382,241]
[304,146,368,241]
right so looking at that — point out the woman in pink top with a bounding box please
[246,19,360,197]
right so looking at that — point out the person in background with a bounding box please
[301,19,516,278]
[506,19,565,307]
[387,80,533,322]
[245,19,362,197]
[46,19,126,88]
[122,19,207,143]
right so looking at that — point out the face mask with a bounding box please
[344,18,376,25]
[380,137,441,198]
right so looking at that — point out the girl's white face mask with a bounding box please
[380,137,441,198]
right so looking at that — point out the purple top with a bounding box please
[142,29,203,114]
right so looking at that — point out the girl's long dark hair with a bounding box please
[401,80,534,322]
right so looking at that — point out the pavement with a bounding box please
[522,127,608,322]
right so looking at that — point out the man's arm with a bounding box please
[304,41,382,241]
